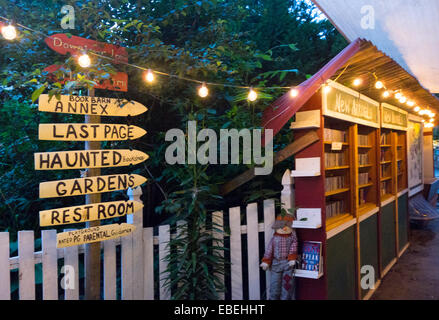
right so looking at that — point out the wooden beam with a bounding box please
[219,130,320,196]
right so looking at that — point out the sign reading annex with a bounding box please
[38,94,148,116]
[39,123,146,141]
[35,149,148,170]
[57,223,135,248]
[381,103,408,131]
[322,80,380,128]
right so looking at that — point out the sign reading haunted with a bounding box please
[323,81,380,128]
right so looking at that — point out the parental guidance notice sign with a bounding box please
[323,80,380,128]
[38,94,148,116]
[34,149,149,170]
[57,223,135,248]
[45,33,128,64]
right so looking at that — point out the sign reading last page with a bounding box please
[39,94,147,116]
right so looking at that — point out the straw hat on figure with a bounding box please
[260,214,298,300]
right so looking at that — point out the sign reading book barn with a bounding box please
[37,93,148,248]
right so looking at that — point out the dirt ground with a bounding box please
[372,219,439,300]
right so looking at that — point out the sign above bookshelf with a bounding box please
[322,80,380,128]
[381,103,408,131]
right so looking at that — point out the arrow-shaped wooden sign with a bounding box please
[35,149,148,170]
[39,200,143,226]
[39,174,147,198]
[57,223,135,248]
[38,94,147,116]
[39,123,147,141]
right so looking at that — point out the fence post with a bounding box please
[127,186,144,299]
[0,232,10,300]
[281,169,295,212]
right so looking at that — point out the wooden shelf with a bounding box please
[358,203,378,216]
[358,145,372,149]
[359,183,373,189]
[380,144,392,148]
[358,164,373,168]
[324,141,349,146]
[380,161,392,164]
[295,269,323,279]
[381,176,392,182]
[325,188,350,197]
[325,165,349,171]
[326,213,353,231]
[381,193,394,203]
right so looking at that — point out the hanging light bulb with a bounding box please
[290,88,299,98]
[78,54,91,68]
[198,83,209,98]
[383,91,390,98]
[430,118,434,123]
[323,85,331,94]
[407,100,415,107]
[419,109,427,115]
[1,24,17,40]
[395,92,402,99]
[414,106,421,112]
[430,113,436,118]
[248,88,257,102]
[375,81,384,89]
[399,96,407,104]
[353,78,362,87]
[145,69,154,83]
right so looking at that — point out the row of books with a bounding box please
[380,133,390,145]
[326,200,346,219]
[358,153,370,166]
[358,134,369,146]
[325,175,346,192]
[381,164,391,178]
[380,181,390,195]
[358,172,370,185]
[380,149,390,162]
[324,128,347,142]
[325,152,346,168]
[359,188,368,205]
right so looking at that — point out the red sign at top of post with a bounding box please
[45,33,128,64]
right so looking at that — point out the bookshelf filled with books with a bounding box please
[397,131,408,193]
[380,128,395,203]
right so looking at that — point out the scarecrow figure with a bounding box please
[260,214,298,300]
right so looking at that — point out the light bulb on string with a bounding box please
[383,91,390,98]
[395,92,402,99]
[248,88,257,102]
[198,83,209,98]
[78,54,91,68]
[430,118,434,123]
[323,85,331,94]
[290,88,299,98]
[399,96,407,104]
[145,69,154,83]
[1,24,17,40]
[353,78,362,87]
[407,101,415,107]
[375,81,384,89]
[414,106,421,112]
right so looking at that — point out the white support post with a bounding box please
[281,169,295,214]
[127,186,144,299]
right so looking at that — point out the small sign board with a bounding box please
[34,149,148,170]
[39,174,147,198]
[39,123,146,141]
[381,103,408,131]
[57,223,135,248]
[39,200,143,226]
[38,94,147,117]
[331,142,343,151]
[45,34,128,64]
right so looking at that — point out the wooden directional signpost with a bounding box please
[36,89,148,299]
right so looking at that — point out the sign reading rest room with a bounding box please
[322,80,380,128]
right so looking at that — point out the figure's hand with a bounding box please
[260,262,269,271]
[288,260,296,268]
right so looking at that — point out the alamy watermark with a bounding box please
[361,5,375,30]
[165,121,273,175]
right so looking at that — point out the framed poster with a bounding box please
[407,114,424,195]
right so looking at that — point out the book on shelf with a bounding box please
[358,134,369,146]
[325,152,346,168]
[325,199,345,219]
[380,181,391,196]
[358,153,370,166]
[380,133,390,145]
[324,128,346,142]
[299,241,322,272]
[359,189,367,205]
[358,172,370,185]
[325,175,346,192]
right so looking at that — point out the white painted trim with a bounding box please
[358,206,379,223]
[397,189,409,197]
[398,242,410,258]
[381,196,396,207]
[363,279,382,300]
[381,258,397,278]
[326,217,356,239]
[408,184,424,197]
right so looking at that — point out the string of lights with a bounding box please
[0,15,437,125]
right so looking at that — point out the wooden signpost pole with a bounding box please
[84,88,101,300]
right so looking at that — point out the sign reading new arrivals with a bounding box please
[322,80,380,128]
[381,103,408,131]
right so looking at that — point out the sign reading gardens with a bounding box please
[381,103,408,131]
[36,94,148,248]
[323,81,380,128]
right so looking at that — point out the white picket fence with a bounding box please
[0,171,294,300]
